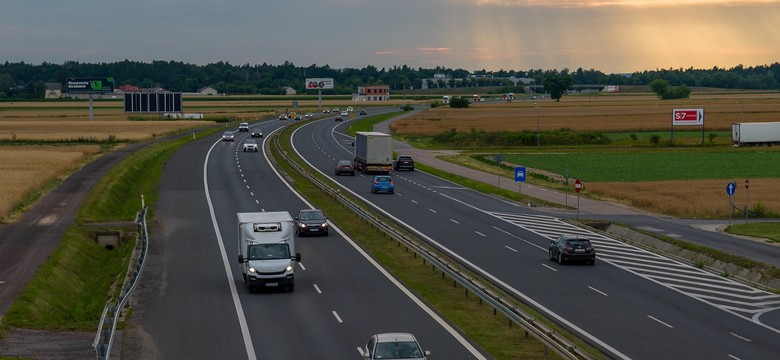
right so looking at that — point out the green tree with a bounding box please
[649,79,669,98]
[542,72,572,102]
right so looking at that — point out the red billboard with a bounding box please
[672,108,704,126]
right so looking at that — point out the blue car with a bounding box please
[371,175,394,194]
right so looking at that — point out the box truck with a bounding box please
[353,131,393,174]
[237,212,300,292]
[732,122,780,147]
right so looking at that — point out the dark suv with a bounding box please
[549,235,596,265]
[393,155,414,171]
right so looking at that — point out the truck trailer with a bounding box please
[237,212,300,292]
[732,122,780,147]
[353,131,393,174]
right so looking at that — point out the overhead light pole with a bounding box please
[535,102,540,147]
[737,101,744,122]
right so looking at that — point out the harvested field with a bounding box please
[0,145,101,219]
[391,93,780,135]
[0,120,213,141]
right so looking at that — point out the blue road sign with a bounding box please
[515,166,526,182]
[726,182,736,196]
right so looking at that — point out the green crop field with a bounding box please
[504,150,780,182]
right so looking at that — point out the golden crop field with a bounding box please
[391,93,780,135]
[0,145,101,219]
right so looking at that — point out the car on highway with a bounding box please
[335,115,343,122]
[295,209,328,236]
[370,175,394,194]
[238,122,249,132]
[279,114,287,120]
[362,333,430,360]
[332,107,340,113]
[341,110,349,117]
[322,109,330,113]
[346,106,354,112]
[242,138,258,152]
[222,131,234,141]
[334,160,355,176]
[305,113,313,118]
[251,130,263,138]
[393,155,414,171]
[549,235,596,265]
[359,109,367,116]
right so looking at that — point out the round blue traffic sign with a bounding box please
[726,182,736,196]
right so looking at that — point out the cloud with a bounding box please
[471,0,780,8]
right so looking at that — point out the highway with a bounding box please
[122,117,486,359]
[288,113,780,359]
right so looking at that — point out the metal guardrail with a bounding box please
[271,133,598,360]
[93,206,149,360]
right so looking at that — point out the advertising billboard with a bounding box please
[672,108,704,126]
[66,78,115,94]
[305,78,334,90]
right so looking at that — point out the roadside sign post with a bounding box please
[564,169,569,206]
[574,179,583,220]
[726,182,736,226]
[495,154,503,189]
[514,166,526,198]
[745,179,750,224]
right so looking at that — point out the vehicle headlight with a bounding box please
[285,265,293,272]
[299,223,306,228]
[249,267,256,273]
[321,222,328,228]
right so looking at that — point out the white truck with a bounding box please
[237,212,300,292]
[353,131,393,174]
[732,122,780,147]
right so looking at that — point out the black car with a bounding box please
[359,109,367,115]
[549,235,596,265]
[335,116,343,122]
[295,209,328,236]
[393,155,414,171]
[335,160,355,176]
[251,130,263,138]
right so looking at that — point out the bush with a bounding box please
[650,135,661,145]
[449,97,470,108]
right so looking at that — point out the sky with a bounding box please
[2,0,779,74]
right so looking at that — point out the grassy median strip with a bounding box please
[1,127,224,333]
[273,123,601,359]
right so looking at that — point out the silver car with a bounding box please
[243,138,258,152]
[363,333,429,360]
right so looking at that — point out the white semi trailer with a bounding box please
[353,131,393,174]
[732,122,780,147]
[237,212,300,292]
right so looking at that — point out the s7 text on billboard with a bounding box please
[305,78,334,90]
[672,108,704,126]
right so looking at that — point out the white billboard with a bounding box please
[305,78,334,90]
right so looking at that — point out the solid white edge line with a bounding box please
[204,138,257,360]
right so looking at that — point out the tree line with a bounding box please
[1,59,779,99]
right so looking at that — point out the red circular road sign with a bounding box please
[574,179,583,193]
[746,179,749,189]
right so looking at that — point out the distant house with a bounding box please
[283,86,296,95]
[119,84,141,93]
[45,83,62,99]
[198,86,218,95]
[352,85,390,101]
